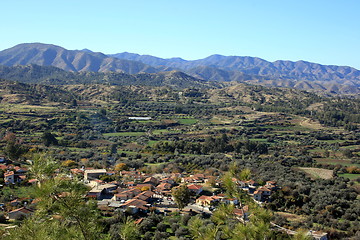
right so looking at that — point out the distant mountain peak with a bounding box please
[80,48,94,53]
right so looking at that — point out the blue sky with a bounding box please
[1,0,359,69]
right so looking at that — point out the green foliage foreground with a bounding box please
[4,154,105,240]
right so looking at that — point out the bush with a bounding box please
[0,212,6,223]
[175,226,189,237]
[156,222,168,232]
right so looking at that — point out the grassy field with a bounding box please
[338,173,360,180]
[152,129,181,135]
[249,138,268,142]
[145,162,166,166]
[176,118,198,125]
[297,167,334,179]
[317,139,347,144]
[275,212,306,223]
[103,132,146,137]
[340,145,360,150]
[315,158,360,168]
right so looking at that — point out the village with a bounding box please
[1,162,275,220]
[0,158,328,240]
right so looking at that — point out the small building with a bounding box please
[196,196,218,206]
[134,191,154,202]
[187,184,203,195]
[113,188,141,201]
[128,117,152,120]
[160,177,175,185]
[253,190,263,201]
[143,176,159,186]
[4,171,15,184]
[233,205,250,222]
[87,183,118,199]
[308,231,328,240]
[120,199,149,214]
[156,183,172,193]
[84,169,107,181]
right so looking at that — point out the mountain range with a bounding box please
[0,43,359,94]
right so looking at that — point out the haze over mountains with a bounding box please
[0,43,359,94]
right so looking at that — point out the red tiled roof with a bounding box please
[233,205,249,217]
[4,171,14,177]
[187,184,203,190]
[197,195,214,201]
[257,187,271,192]
[9,207,33,214]
[134,218,144,224]
[28,179,38,183]
[122,199,148,210]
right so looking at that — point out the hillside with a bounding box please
[0,79,75,104]
[0,64,217,89]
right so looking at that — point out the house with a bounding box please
[265,181,277,190]
[87,183,117,199]
[99,183,118,194]
[253,190,263,201]
[143,176,159,186]
[182,176,203,184]
[233,205,250,222]
[266,181,276,186]
[84,169,107,181]
[187,184,203,195]
[4,171,15,184]
[196,196,218,206]
[245,180,258,188]
[113,188,141,201]
[156,182,172,192]
[192,174,205,181]
[87,188,103,199]
[120,199,149,214]
[160,177,175,185]
[14,166,28,174]
[134,191,154,202]
[308,231,328,240]
[222,198,239,205]
[257,186,271,196]
[8,207,33,220]
[253,186,272,202]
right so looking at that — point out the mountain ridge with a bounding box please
[0,43,359,94]
[0,43,160,74]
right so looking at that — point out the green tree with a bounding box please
[4,153,104,240]
[41,131,58,147]
[239,168,251,181]
[109,217,140,240]
[172,184,191,210]
[3,132,27,160]
[188,216,219,240]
